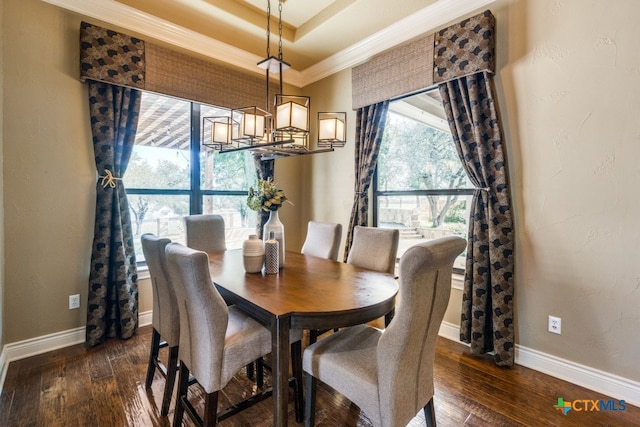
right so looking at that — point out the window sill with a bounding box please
[451,273,464,291]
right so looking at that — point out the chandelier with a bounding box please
[203,0,347,159]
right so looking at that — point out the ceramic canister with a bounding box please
[242,234,265,273]
[264,231,280,274]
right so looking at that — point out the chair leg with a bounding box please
[291,341,304,423]
[203,391,219,427]
[309,330,319,345]
[145,328,161,388]
[161,345,179,416]
[424,397,436,427]
[304,374,317,427]
[246,362,255,380]
[173,362,190,427]
[384,308,395,327]
[256,357,265,388]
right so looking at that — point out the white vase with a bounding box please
[242,234,264,273]
[263,210,285,267]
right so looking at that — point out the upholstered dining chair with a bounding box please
[301,221,343,261]
[184,213,264,381]
[165,243,304,426]
[309,225,400,344]
[184,214,227,252]
[346,225,399,275]
[303,236,466,427]
[141,233,179,417]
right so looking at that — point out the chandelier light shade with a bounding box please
[317,112,347,147]
[202,116,239,149]
[233,106,270,143]
[275,95,310,133]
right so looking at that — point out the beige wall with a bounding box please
[3,0,96,342]
[304,0,640,383]
[0,0,5,348]
[494,0,640,380]
[303,69,357,260]
[4,0,640,387]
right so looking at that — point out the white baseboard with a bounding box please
[139,310,153,327]
[0,310,153,395]
[515,344,640,407]
[439,320,467,343]
[1,316,638,407]
[438,321,640,407]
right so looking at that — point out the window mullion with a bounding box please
[190,103,202,214]
[373,165,379,226]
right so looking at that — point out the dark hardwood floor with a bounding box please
[1,325,638,426]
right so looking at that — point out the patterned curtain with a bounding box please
[86,81,142,347]
[253,155,275,238]
[343,101,389,261]
[439,71,515,367]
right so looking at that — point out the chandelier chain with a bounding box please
[266,0,271,57]
[278,0,283,60]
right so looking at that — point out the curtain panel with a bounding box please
[253,156,275,238]
[439,71,515,367]
[343,101,389,261]
[86,81,142,347]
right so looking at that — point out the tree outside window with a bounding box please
[374,90,473,271]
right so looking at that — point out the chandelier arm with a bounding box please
[216,138,296,154]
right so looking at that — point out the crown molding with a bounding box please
[41,0,493,88]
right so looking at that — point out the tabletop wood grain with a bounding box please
[208,249,399,329]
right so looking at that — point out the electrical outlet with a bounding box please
[548,315,561,334]
[69,294,80,310]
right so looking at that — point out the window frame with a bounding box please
[372,90,474,275]
[126,98,255,266]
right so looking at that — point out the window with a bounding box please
[124,92,257,262]
[374,89,473,272]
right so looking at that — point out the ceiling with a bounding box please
[43,0,495,87]
[115,0,438,70]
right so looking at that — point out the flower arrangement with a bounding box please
[247,178,292,212]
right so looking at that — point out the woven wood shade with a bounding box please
[351,10,496,110]
[352,34,434,111]
[80,22,277,110]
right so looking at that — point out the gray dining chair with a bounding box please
[303,236,466,427]
[301,221,342,261]
[165,242,273,427]
[302,221,342,345]
[184,213,267,381]
[309,225,400,344]
[346,225,399,275]
[165,243,304,426]
[184,214,226,252]
[141,233,179,417]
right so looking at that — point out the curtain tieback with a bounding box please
[99,169,122,188]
